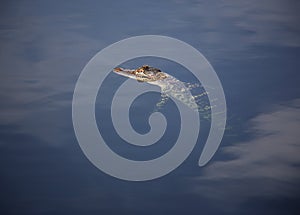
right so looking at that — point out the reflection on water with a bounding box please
[0,0,299,214]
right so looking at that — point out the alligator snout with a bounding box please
[113,67,123,72]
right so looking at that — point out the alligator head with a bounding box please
[113,65,167,82]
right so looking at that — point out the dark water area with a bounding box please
[1,0,300,214]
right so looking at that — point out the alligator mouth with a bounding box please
[113,67,134,74]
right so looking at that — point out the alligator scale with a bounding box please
[113,65,209,112]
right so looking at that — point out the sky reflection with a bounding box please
[0,0,299,214]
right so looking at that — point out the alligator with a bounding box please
[113,65,211,113]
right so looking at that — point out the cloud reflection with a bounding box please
[190,99,300,209]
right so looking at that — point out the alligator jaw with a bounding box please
[113,67,137,80]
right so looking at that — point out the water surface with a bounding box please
[0,0,300,214]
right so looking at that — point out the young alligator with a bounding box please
[113,65,210,112]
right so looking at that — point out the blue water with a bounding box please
[1,0,300,214]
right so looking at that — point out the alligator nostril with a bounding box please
[113,67,122,72]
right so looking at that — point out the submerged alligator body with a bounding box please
[113,65,208,111]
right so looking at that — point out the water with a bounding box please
[0,0,300,214]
